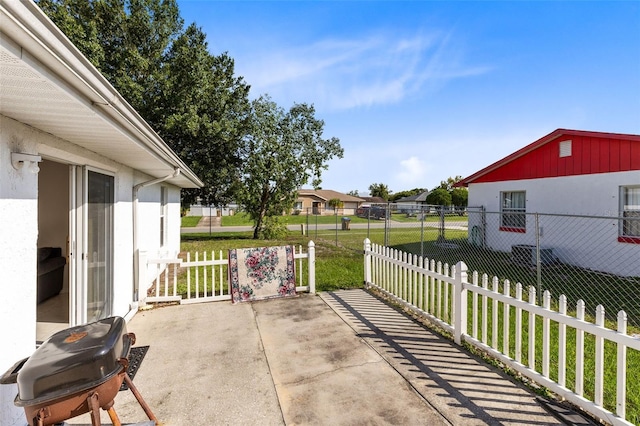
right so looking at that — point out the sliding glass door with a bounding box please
[70,167,114,325]
[86,170,114,322]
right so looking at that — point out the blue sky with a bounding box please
[177,1,640,196]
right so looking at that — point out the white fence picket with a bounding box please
[363,238,640,426]
[143,241,315,305]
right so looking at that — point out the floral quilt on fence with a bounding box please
[229,245,296,303]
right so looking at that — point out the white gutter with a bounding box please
[132,168,181,307]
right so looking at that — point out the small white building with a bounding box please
[458,129,640,276]
[0,2,202,422]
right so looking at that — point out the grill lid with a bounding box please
[16,316,132,405]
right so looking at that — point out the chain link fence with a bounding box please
[305,203,640,328]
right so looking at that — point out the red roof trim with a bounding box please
[457,129,640,187]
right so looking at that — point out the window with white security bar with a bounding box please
[500,191,526,232]
[620,185,640,242]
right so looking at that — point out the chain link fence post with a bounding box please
[335,209,338,246]
[420,205,425,259]
[535,213,542,304]
[386,201,391,246]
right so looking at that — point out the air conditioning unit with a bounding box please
[511,244,555,266]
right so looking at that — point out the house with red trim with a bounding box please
[457,129,640,276]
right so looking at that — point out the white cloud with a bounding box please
[396,156,428,187]
[235,29,491,112]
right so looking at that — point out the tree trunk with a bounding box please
[253,186,270,239]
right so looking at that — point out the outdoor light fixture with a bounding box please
[11,152,42,174]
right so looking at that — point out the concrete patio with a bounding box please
[63,289,590,425]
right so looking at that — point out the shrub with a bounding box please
[258,216,289,240]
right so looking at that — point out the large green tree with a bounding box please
[426,188,452,206]
[37,0,183,117]
[238,96,343,239]
[450,187,468,207]
[158,25,251,207]
[368,183,391,201]
[37,0,107,65]
[437,175,464,192]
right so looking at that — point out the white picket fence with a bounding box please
[363,238,640,426]
[141,241,316,304]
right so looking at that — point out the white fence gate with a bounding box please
[363,238,640,426]
[141,241,316,304]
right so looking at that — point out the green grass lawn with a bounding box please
[184,212,468,227]
[220,212,372,226]
[390,212,468,223]
[181,216,202,227]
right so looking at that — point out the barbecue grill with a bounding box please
[1,316,157,426]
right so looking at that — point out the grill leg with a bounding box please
[106,406,122,426]
[88,392,102,426]
[123,373,158,423]
[34,408,46,426]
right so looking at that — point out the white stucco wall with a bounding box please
[113,171,134,318]
[467,171,640,276]
[0,117,40,426]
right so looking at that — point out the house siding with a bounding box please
[468,170,640,276]
[470,133,640,183]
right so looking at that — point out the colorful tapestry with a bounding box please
[229,245,297,303]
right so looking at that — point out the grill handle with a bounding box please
[0,357,29,385]
[119,332,136,366]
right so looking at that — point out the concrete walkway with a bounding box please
[321,290,567,425]
[66,290,577,425]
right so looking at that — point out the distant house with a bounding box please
[360,196,387,204]
[457,128,640,276]
[295,189,365,215]
[0,2,202,421]
[395,191,430,213]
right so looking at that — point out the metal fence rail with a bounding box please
[306,203,640,327]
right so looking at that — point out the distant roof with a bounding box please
[297,189,365,202]
[360,196,386,204]
[396,191,429,203]
[457,128,640,186]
